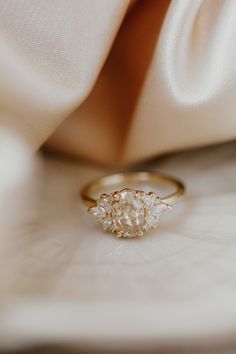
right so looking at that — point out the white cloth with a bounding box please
[0,1,236,164]
[0,130,236,352]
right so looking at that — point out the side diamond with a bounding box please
[89,195,112,223]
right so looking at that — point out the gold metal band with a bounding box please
[81,171,185,207]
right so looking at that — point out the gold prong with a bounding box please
[110,226,115,233]
[137,231,144,237]
[116,231,122,238]
[112,192,120,201]
[148,192,156,197]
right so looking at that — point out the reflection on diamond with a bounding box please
[89,189,171,238]
[112,190,145,237]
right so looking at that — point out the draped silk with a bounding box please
[0,0,236,165]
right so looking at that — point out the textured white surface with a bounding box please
[1,141,236,353]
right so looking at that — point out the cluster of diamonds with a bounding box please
[89,189,172,238]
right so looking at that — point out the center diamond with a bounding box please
[89,188,171,238]
[112,190,145,237]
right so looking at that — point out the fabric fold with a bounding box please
[0,0,236,164]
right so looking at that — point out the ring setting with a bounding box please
[89,188,172,238]
[81,171,185,238]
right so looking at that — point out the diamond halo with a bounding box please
[89,188,172,238]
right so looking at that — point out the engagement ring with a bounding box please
[81,171,185,238]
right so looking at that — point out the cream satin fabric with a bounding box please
[0,0,236,165]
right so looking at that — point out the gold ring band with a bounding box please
[81,171,185,206]
[81,171,185,238]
